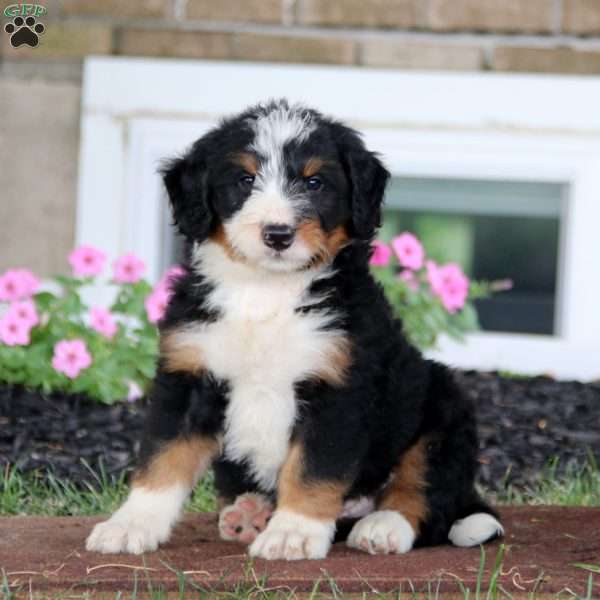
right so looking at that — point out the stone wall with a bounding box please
[2,0,600,274]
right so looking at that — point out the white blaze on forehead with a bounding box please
[249,104,315,188]
[221,105,317,270]
[250,104,315,166]
[248,103,316,201]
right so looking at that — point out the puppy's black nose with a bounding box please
[262,224,295,251]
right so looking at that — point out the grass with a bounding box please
[2,455,599,517]
[0,460,216,517]
[489,454,600,508]
[1,544,597,599]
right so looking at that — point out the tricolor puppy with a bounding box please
[86,100,503,560]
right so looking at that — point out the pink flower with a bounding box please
[427,260,470,313]
[398,270,419,291]
[0,269,40,301]
[158,265,186,293]
[144,286,170,324]
[52,339,92,379]
[391,233,424,271]
[68,245,106,277]
[127,381,144,402]
[369,241,392,267]
[0,313,31,346]
[113,253,146,284]
[7,299,39,328]
[90,306,118,339]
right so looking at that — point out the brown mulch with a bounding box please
[3,372,600,492]
[1,507,599,596]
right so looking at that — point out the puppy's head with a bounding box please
[162,100,389,272]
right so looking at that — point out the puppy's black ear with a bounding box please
[336,127,390,240]
[161,152,213,242]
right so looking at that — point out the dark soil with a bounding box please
[1,371,599,491]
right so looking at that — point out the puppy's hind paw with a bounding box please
[347,510,415,555]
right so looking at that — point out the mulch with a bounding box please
[1,371,599,491]
[1,507,599,595]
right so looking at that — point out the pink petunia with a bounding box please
[89,306,118,339]
[391,233,425,271]
[52,339,92,379]
[7,299,39,328]
[113,253,146,284]
[398,269,419,291]
[0,312,31,346]
[68,245,107,277]
[158,265,186,293]
[0,269,40,301]
[369,241,392,267]
[144,286,170,324]
[427,260,470,313]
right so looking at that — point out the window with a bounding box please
[382,177,565,335]
[77,57,600,379]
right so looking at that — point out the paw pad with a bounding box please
[5,16,45,48]
[218,493,273,545]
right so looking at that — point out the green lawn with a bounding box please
[1,455,599,517]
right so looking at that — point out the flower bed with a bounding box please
[0,236,501,405]
[0,247,187,404]
[3,237,594,494]
[2,371,598,492]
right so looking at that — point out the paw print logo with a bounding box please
[4,16,45,48]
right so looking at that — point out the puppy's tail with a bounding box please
[448,499,504,547]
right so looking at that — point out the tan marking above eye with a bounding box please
[230,152,259,176]
[302,157,325,178]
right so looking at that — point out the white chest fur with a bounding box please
[180,243,341,490]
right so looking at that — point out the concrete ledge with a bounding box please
[1,507,599,595]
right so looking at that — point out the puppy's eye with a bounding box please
[306,176,323,191]
[239,174,255,187]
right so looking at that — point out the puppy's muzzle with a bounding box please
[262,223,295,252]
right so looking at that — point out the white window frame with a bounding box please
[77,56,600,380]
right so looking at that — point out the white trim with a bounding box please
[78,57,600,380]
[428,334,600,381]
[81,57,600,132]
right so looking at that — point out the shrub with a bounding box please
[0,236,506,404]
[0,246,182,404]
[370,233,508,350]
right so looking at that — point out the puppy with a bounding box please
[86,100,503,560]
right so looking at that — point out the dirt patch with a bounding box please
[1,507,599,595]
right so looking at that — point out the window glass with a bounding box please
[382,178,565,335]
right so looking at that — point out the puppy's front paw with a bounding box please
[249,509,334,560]
[86,516,166,555]
[86,487,186,554]
[347,510,415,555]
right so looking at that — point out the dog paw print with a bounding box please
[4,16,45,48]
